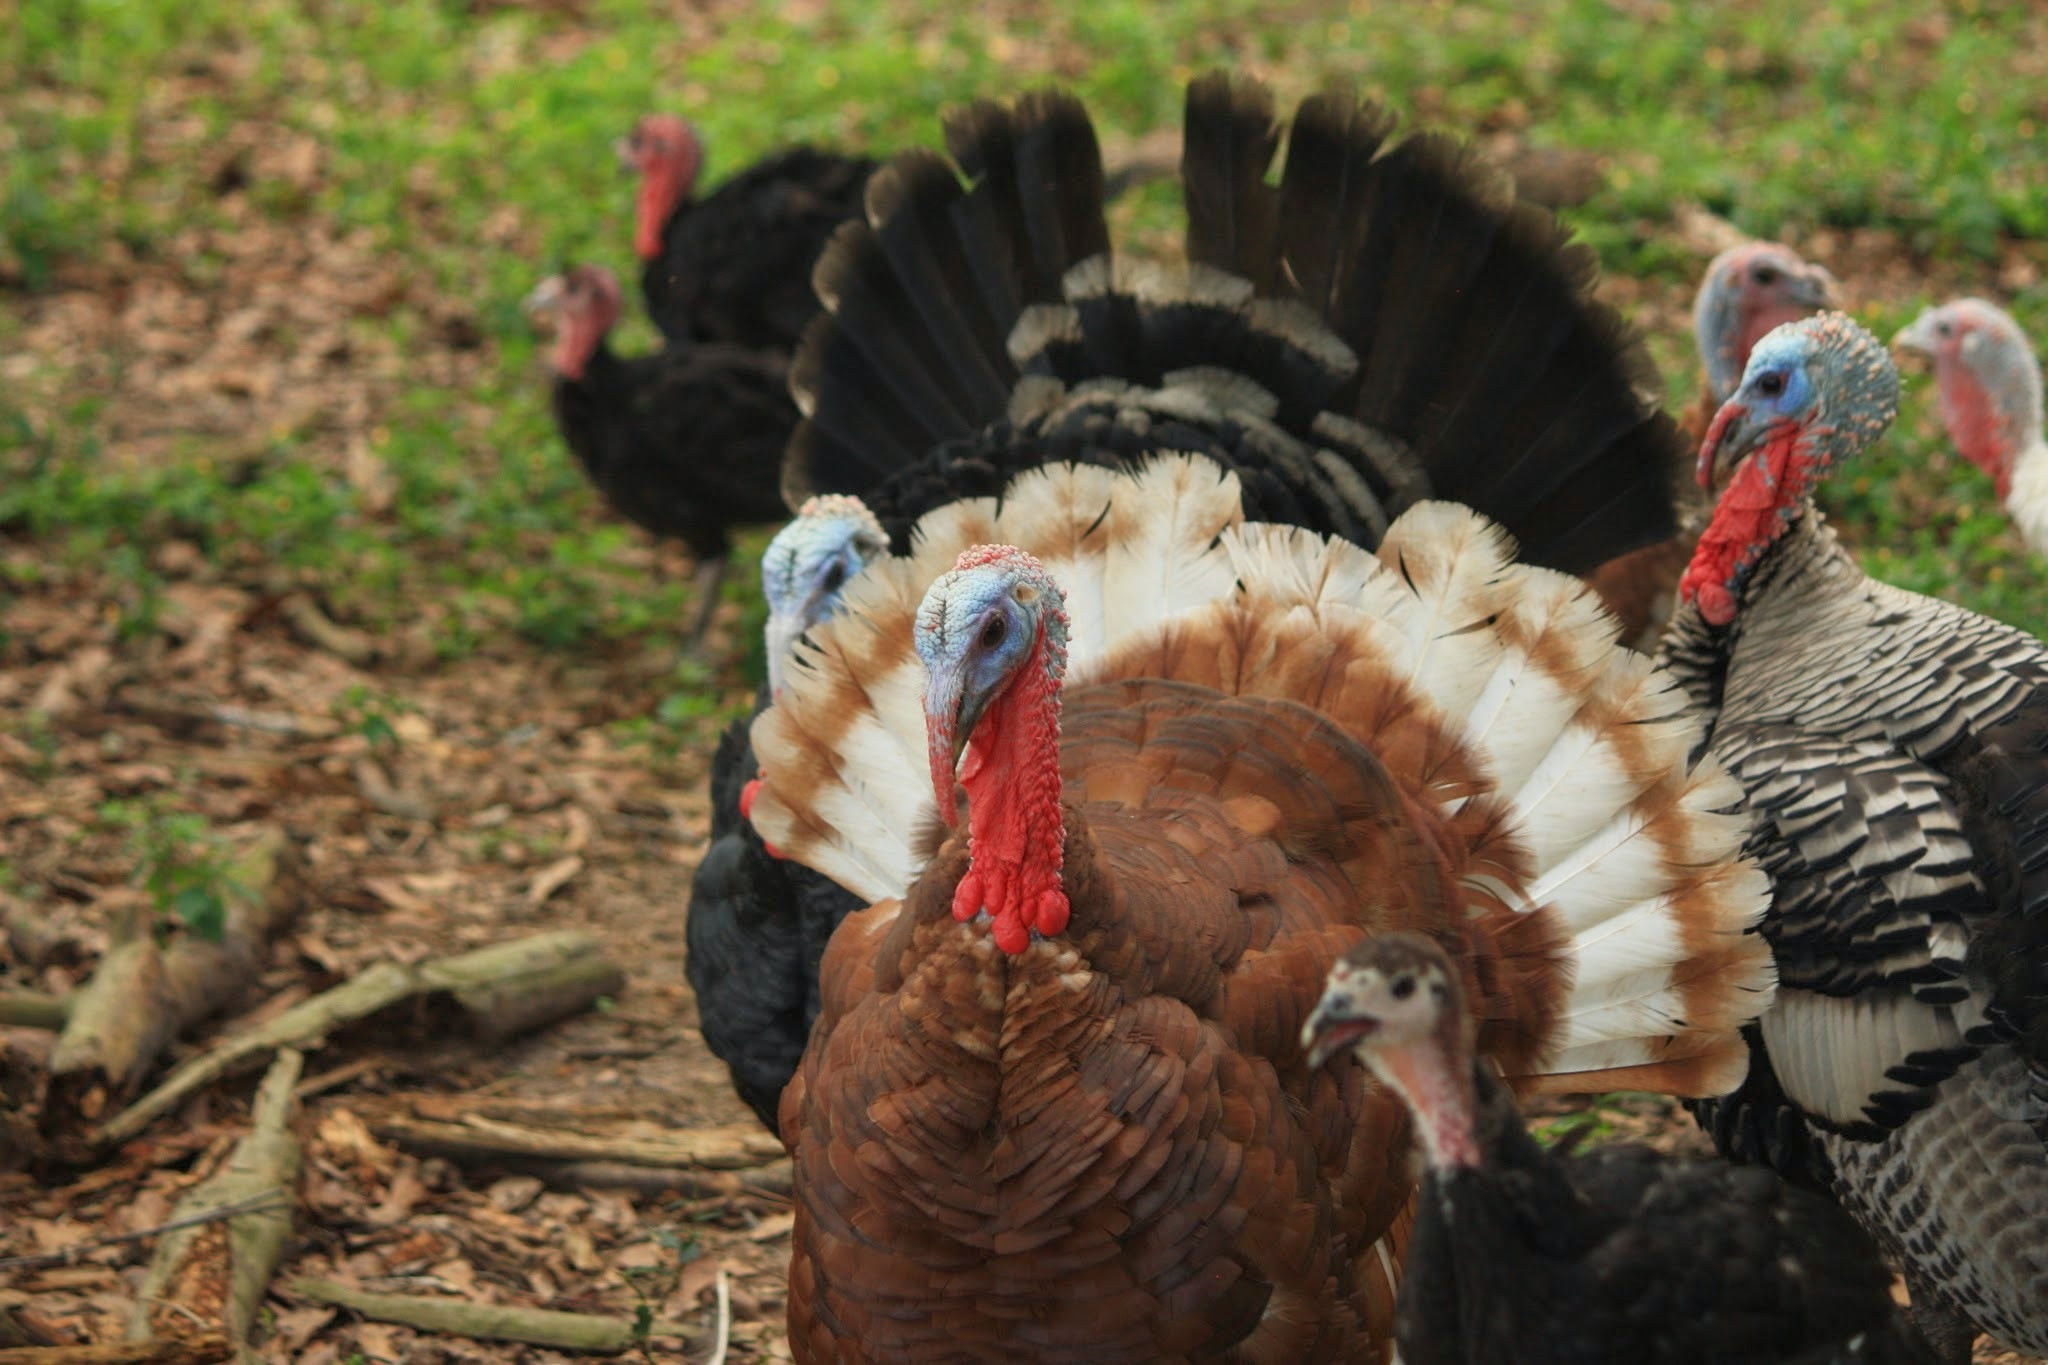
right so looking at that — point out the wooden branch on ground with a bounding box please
[283,1278,701,1352]
[95,932,622,1148]
[0,1190,289,1272]
[0,1305,55,1347]
[355,1094,784,1171]
[540,1159,792,1200]
[0,1336,232,1363]
[113,688,341,741]
[278,594,377,666]
[41,830,298,1152]
[127,1050,302,1351]
[0,992,68,1030]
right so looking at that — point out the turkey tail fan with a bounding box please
[1180,71,1282,291]
[951,90,1110,302]
[784,92,1110,510]
[1271,96,1684,574]
[751,454,1774,1102]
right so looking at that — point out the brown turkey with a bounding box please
[525,264,793,644]
[750,456,1771,1363]
[1302,932,1932,1365]
[1660,312,2048,1362]
[685,71,1701,1135]
[1586,241,1837,647]
[619,113,877,350]
[737,76,1779,1361]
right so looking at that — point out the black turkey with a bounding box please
[1302,931,1932,1365]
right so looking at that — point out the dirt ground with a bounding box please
[3,132,2044,1363]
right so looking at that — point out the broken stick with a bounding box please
[283,1278,701,1352]
[0,1336,233,1364]
[0,991,68,1030]
[0,1191,289,1272]
[356,1100,784,1171]
[127,1049,302,1351]
[42,829,297,1152]
[96,931,622,1148]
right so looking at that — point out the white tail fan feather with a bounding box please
[749,456,1772,1085]
[1763,986,1968,1129]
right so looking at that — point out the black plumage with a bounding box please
[631,123,877,350]
[1399,1125,1932,1365]
[686,717,861,1125]
[530,265,794,642]
[1303,932,1931,1365]
[689,73,1688,1132]
[783,73,1687,575]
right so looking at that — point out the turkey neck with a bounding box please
[1366,1028,1482,1172]
[1938,361,2044,502]
[952,625,1071,955]
[1680,422,1831,628]
[551,314,613,386]
[634,160,689,262]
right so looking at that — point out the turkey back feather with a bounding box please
[783,76,1684,578]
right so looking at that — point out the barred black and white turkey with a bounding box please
[1661,312,2048,1362]
[1302,932,1932,1365]
[685,74,1694,1131]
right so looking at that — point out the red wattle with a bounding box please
[633,167,677,262]
[1937,367,2013,497]
[1681,424,1807,622]
[949,623,1067,956]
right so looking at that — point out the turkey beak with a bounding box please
[1892,314,1938,361]
[523,276,564,322]
[1697,401,1763,492]
[764,615,797,700]
[614,137,639,175]
[1787,266,1838,313]
[924,674,983,827]
[1301,992,1378,1071]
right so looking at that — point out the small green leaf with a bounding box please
[171,886,227,942]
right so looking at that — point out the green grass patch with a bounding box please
[5,0,2047,660]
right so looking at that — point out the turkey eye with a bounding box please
[822,563,846,592]
[979,615,1006,650]
[1391,976,1416,1001]
[1937,321,1953,338]
[1755,372,1787,398]
[1754,266,1779,286]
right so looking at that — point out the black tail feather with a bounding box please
[1276,89,1398,321]
[1181,72,1281,290]
[864,152,1019,413]
[1271,102,1679,573]
[784,89,1111,507]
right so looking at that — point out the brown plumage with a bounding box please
[753,453,1772,1362]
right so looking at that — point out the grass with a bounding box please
[4,0,2048,682]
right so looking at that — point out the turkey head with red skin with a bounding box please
[617,113,701,263]
[1681,313,1900,626]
